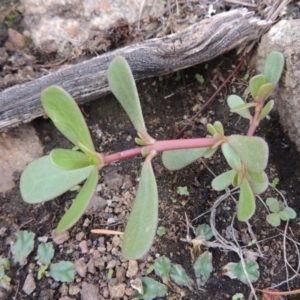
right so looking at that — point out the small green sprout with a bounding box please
[243,73,250,81]
[134,277,167,299]
[194,251,213,286]
[266,197,296,227]
[232,293,245,300]
[0,258,11,290]
[156,226,166,236]
[195,73,205,84]
[270,177,279,188]
[12,231,35,266]
[107,269,114,280]
[177,186,189,196]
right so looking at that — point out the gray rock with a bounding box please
[0,124,43,193]
[256,19,300,153]
[75,258,87,277]
[20,0,163,56]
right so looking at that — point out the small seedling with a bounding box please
[223,259,260,284]
[270,177,279,188]
[195,73,205,84]
[177,186,189,196]
[195,224,213,241]
[266,197,296,227]
[49,261,76,282]
[243,73,250,81]
[107,268,114,280]
[0,258,11,290]
[20,52,284,260]
[232,293,245,300]
[193,251,213,286]
[134,277,167,300]
[156,226,166,236]
[11,231,76,282]
[12,231,35,266]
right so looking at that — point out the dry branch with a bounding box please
[0,8,269,131]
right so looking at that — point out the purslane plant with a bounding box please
[20,52,284,259]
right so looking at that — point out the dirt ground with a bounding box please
[1,1,300,300]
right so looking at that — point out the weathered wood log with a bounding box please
[0,8,269,130]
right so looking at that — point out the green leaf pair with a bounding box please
[266,197,296,227]
[20,86,100,233]
[154,256,192,288]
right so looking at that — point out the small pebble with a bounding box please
[126,260,138,278]
[79,240,88,253]
[22,273,36,295]
[75,259,87,277]
[69,285,80,295]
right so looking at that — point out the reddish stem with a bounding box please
[103,137,215,164]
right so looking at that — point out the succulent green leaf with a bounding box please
[266,213,281,227]
[49,261,76,282]
[12,231,35,265]
[107,56,145,133]
[203,147,218,158]
[154,256,171,283]
[230,102,257,112]
[237,179,255,221]
[227,95,252,119]
[50,149,93,170]
[135,277,167,300]
[207,123,217,135]
[20,156,94,203]
[257,83,274,102]
[223,259,259,284]
[283,207,297,219]
[193,251,213,286]
[170,264,192,287]
[213,121,224,135]
[228,135,268,173]
[250,74,267,98]
[263,51,285,86]
[122,159,158,259]
[247,171,268,194]
[195,224,213,241]
[41,86,94,151]
[135,137,147,146]
[56,166,98,233]
[37,242,54,266]
[77,142,101,165]
[232,172,240,187]
[162,148,207,171]
[259,100,274,121]
[266,197,280,213]
[212,170,235,191]
[222,143,242,171]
